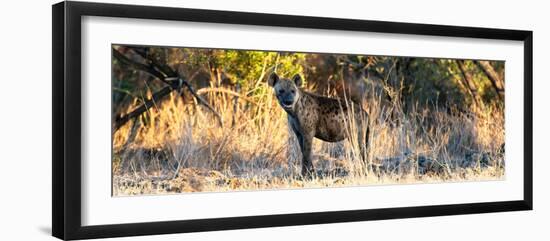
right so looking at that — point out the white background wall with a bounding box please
[0,0,547,240]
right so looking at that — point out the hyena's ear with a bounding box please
[292,74,302,87]
[268,73,279,87]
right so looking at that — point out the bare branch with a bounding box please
[197,87,264,108]
[112,47,223,132]
[114,85,174,131]
[112,48,167,83]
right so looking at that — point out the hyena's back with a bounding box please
[302,92,365,143]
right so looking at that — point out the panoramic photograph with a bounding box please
[111,45,505,196]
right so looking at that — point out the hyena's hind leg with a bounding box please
[357,114,370,171]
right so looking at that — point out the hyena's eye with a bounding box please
[290,89,295,94]
[278,89,284,95]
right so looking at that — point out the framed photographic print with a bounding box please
[52,1,533,240]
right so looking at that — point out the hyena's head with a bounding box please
[268,73,302,110]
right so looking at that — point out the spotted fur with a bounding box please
[268,73,369,177]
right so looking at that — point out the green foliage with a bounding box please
[112,46,504,114]
[211,50,305,87]
[163,48,306,89]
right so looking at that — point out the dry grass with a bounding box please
[112,85,505,196]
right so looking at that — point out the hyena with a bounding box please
[268,73,369,177]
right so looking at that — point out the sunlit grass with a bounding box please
[112,84,504,196]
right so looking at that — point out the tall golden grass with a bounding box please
[112,84,504,196]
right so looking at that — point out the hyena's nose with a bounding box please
[282,100,293,106]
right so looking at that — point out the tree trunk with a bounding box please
[456,60,485,109]
[475,60,505,100]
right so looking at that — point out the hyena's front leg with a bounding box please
[291,127,314,177]
[299,133,315,177]
[289,117,315,177]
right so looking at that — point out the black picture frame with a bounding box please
[52,1,533,240]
